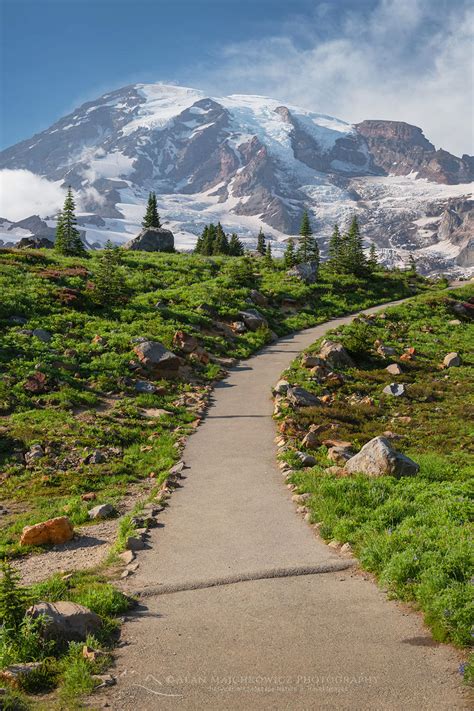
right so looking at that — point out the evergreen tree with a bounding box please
[367,243,378,272]
[264,242,273,267]
[407,253,417,275]
[54,187,86,256]
[284,239,297,268]
[229,233,244,256]
[0,560,29,631]
[345,215,366,276]
[296,210,319,264]
[142,192,161,228]
[92,240,126,306]
[213,222,229,255]
[256,228,266,255]
[201,224,217,255]
[327,224,343,271]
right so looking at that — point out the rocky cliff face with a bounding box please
[0,83,472,273]
[355,120,473,184]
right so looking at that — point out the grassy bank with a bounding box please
[275,286,473,657]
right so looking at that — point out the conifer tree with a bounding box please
[142,192,161,229]
[54,187,86,256]
[201,224,217,255]
[367,243,378,272]
[296,210,319,264]
[229,233,244,256]
[214,222,229,255]
[284,239,296,268]
[264,242,273,267]
[407,253,417,275]
[256,228,266,255]
[345,215,366,276]
[92,240,126,306]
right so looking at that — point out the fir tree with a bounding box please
[264,242,273,267]
[367,243,378,272]
[229,233,244,256]
[345,215,366,276]
[92,240,126,306]
[54,187,86,256]
[256,228,266,255]
[214,222,229,255]
[201,224,217,255]
[284,239,297,268]
[0,560,29,631]
[142,192,161,229]
[407,253,417,275]
[296,210,319,264]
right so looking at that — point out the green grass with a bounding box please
[276,285,474,652]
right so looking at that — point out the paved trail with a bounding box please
[102,302,468,710]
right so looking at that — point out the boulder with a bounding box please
[377,344,397,357]
[286,261,318,284]
[318,340,354,369]
[344,436,419,478]
[239,309,268,331]
[386,363,403,375]
[296,452,317,467]
[231,321,247,334]
[173,330,198,353]
[383,383,406,397]
[134,380,160,394]
[20,516,74,547]
[302,424,326,449]
[133,340,181,374]
[273,379,290,395]
[286,386,320,408]
[443,352,461,368]
[249,289,268,307]
[88,503,115,520]
[0,662,42,687]
[126,536,146,551]
[25,444,45,464]
[327,445,354,464]
[32,328,51,342]
[27,601,102,642]
[301,354,323,368]
[124,227,174,252]
[83,450,105,465]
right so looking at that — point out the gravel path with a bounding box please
[96,300,468,709]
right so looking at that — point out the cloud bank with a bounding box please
[0,170,66,222]
[196,0,473,156]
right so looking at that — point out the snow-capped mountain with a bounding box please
[0,82,472,273]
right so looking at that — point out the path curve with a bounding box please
[102,300,469,710]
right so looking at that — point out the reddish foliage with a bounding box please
[23,371,49,393]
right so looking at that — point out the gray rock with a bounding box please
[119,550,135,565]
[386,363,403,375]
[0,662,42,684]
[327,445,354,464]
[301,353,324,368]
[319,340,355,369]
[238,309,268,331]
[134,380,158,394]
[88,503,115,520]
[344,436,419,478]
[443,352,461,368]
[25,443,45,464]
[273,379,290,395]
[232,321,247,334]
[383,383,406,397]
[286,386,320,408]
[377,344,397,357]
[126,536,146,551]
[32,328,51,342]
[296,452,317,467]
[83,450,106,465]
[134,340,181,373]
[17,237,54,249]
[27,601,102,641]
[8,315,28,324]
[287,261,318,284]
[249,289,268,307]
[124,227,174,252]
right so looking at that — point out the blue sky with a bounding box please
[1,0,472,154]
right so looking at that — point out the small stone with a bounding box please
[126,536,145,551]
[27,602,102,641]
[0,662,42,686]
[286,386,320,408]
[383,383,406,397]
[296,452,317,467]
[340,543,353,554]
[83,450,106,465]
[443,352,461,368]
[32,328,52,342]
[448,319,461,325]
[25,443,45,464]
[119,550,135,565]
[273,379,290,395]
[93,674,116,689]
[292,493,311,504]
[328,540,341,549]
[386,363,403,375]
[377,344,397,357]
[88,503,115,520]
[81,492,97,502]
[296,506,308,514]
[327,445,354,464]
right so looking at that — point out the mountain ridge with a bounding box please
[0,82,472,274]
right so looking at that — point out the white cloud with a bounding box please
[0,169,65,222]
[196,0,473,155]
